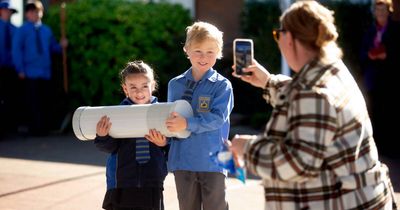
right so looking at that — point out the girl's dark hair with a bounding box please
[119,60,158,90]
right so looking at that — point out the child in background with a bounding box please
[12,1,67,136]
[95,60,168,210]
[165,21,234,210]
[0,1,18,137]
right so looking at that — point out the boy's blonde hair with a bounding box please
[184,21,224,59]
[25,0,44,18]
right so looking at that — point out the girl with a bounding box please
[95,60,168,210]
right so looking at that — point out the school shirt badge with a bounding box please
[198,96,211,112]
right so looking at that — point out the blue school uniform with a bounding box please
[94,97,168,210]
[0,19,16,68]
[167,68,234,174]
[11,21,62,135]
[12,21,61,80]
[0,19,18,136]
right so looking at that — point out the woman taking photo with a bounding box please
[231,1,397,209]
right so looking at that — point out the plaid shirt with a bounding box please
[244,59,397,210]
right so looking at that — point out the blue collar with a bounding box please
[122,96,158,105]
[177,67,219,83]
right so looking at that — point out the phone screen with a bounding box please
[234,40,253,75]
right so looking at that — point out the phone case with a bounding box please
[233,38,253,75]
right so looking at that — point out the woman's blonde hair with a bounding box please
[375,0,393,12]
[280,0,342,62]
[184,21,224,59]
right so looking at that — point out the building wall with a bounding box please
[195,0,244,58]
[9,0,23,26]
[163,0,194,17]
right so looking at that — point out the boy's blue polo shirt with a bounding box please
[0,20,16,68]
[167,68,234,174]
[12,21,61,80]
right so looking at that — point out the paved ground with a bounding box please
[0,132,264,210]
[0,131,398,210]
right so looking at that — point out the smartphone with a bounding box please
[233,38,253,75]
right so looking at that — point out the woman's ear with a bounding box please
[286,31,294,46]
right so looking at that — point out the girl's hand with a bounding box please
[145,129,167,147]
[165,112,187,132]
[96,115,111,137]
[232,59,271,89]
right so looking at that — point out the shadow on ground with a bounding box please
[0,132,107,166]
[0,127,399,191]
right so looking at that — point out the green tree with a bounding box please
[45,0,192,108]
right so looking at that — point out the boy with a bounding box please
[12,1,67,136]
[0,0,18,137]
[166,21,234,210]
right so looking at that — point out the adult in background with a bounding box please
[231,1,397,209]
[360,0,400,157]
[0,0,18,138]
[12,1,67,136]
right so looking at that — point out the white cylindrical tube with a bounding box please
[72,100,193,141]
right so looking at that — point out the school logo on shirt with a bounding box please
[198,96,210,112]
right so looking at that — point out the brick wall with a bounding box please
[195,0,244,58]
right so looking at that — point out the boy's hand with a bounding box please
[145,129,167,147]
[18,72,25,80]
[96,115,111,137]
[60,37,68,48]
[165,112,187,132]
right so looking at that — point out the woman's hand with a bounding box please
[230,134,257,159]
[232,59,271,89]
[145,129,167,147]
[96,115,111,137]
